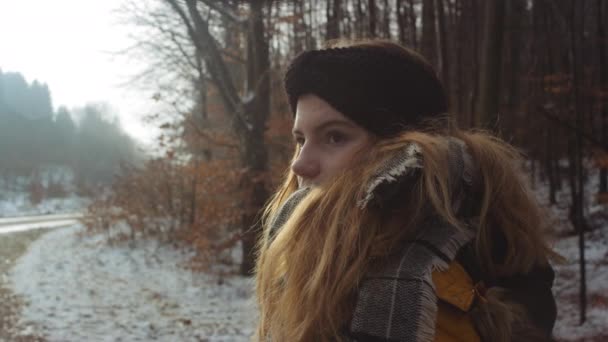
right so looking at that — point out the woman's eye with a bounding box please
[295,137,305,146]
[327,131,347,145]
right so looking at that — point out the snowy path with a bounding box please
[8,225,257,342]
[0,213,83,225]
[552,228,608,341]
[0,213,83,234]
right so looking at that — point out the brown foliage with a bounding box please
[83,154,252,271]
[46,180,68,198]
[27,178,45,205]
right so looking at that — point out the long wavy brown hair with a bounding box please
[254,40,560,342]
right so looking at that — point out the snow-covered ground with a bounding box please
[7,222,605,341]
[552,228,608,341]
[0,167,90,218]
[0,192,89,218]
[532,165,608,341]
[8,225,257,341]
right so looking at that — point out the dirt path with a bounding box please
[0,229,48,342]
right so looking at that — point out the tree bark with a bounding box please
[505,0,526,137]
[293,1,303,53]
[454,0,465,122]
[408,0,417,49]
[598,0,608,193]
[326,0,342,40]
[436,0,450,97]
[422,0,438,66]
[240,0,271,276]
[570,0,587,324]
[543,42,558,204]
[382,0,391,38]
[307,0,317,49]
[396,0,405,43]
[474,0,506,131]
[368,0,377,37]
[356,0,366,37]
[468,0,481,127]
[546,128,558,204]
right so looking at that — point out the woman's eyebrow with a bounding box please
[292,119,353,135]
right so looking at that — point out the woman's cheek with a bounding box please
[327,147,356,174]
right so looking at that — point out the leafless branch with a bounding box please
[184,117,239,150]
[197,0,248,24]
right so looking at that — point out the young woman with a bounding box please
[254,39,560,342]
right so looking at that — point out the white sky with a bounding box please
[0,0,158,146]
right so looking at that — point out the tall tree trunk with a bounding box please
[343,0,352,38]
[326,0,342,40]
[397,0,407,43]
[368,0,377,37]
[307,0,317,49]
[190,160,199,225]
[468,0,481,127]
[436,0,450,97]
[293,1,303,53]
[240,0,271,275]
[408,0,418,49]
[598,0,608,193]
[356,0,366,38]
[546,128,557,204]
[540,0,561,202]
[505,0,526,138]
[454,0,465,122]
[570,0,587,324]
[474,0,506,131]
[382,0,391,38]
[422,0,438,66]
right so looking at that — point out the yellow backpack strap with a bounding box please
[432,261,482,342]
[432,260,477,311]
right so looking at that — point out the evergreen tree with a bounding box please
[0,71,139,187]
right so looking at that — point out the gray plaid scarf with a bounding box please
[267,137,478,342]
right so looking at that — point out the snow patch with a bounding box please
[9,225,257,341]
[532,165,608,341]
[0,191,89,218]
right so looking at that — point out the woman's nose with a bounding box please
[291,149,320,181]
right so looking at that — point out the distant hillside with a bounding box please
[0,70,142,187]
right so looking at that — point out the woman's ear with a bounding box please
[358,142,423,210]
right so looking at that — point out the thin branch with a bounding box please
[197,0,248,24]
[220,49,246,65]
[184,115,239,150]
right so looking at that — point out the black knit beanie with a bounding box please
[284,43,448,137]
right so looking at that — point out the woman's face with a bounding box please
[291,94,374,189]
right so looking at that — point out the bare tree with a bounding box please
[326,0,342,40]
[368,0,378,37]
[163,0,270,275]
[381,0,391,38]
[117,1,203,114]
[408,0,418,49]
[474,0,506,131]
[436,0,450,96]
[571,0,587,324]
[421,0,437,66]
[396,0,407,43]
[599,0,608,193]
